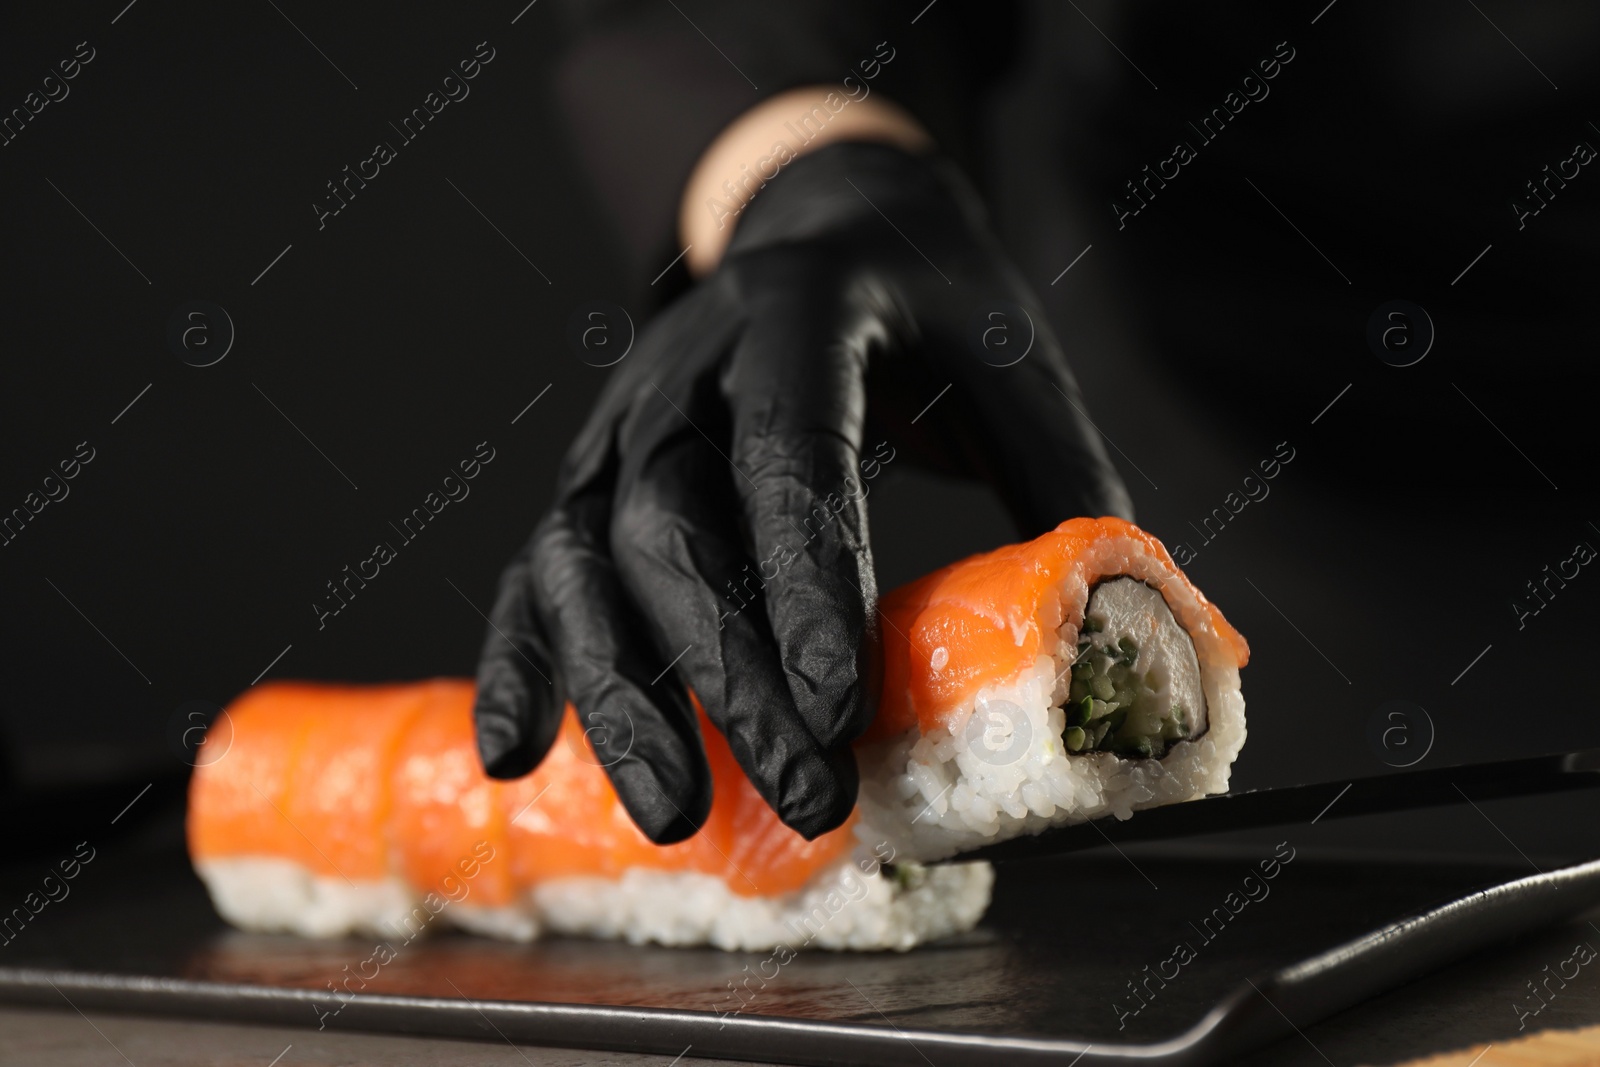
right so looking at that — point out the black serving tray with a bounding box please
[2,808,1598,1067]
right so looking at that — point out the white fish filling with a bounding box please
[1063,577,1207,759]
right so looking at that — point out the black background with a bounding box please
[1,0,1597,864]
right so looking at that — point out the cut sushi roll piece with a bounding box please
[188,516,1246,951]
[858,516,1249,863]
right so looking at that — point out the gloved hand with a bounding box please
[472,141,1132,844]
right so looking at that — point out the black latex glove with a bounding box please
[473,142,1132,844]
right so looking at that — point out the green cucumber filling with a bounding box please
[882,863,927,891]
[1063,577,1207,760]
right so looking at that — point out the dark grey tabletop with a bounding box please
[5,797,1600,1067]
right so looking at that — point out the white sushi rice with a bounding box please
[194,857,419,940]
[531,855,992,951]
[854,531,1247,864]
[193,851,993,952]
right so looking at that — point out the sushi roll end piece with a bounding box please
[858,516,1249,863]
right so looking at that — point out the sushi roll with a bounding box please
[188,517,1247,951]
[189,679,988,952]
[859,515,1249,863]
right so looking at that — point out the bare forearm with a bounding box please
[678,86,932,275]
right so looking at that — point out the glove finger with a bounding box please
[913,286,1136,533]
[723,258,881,753]
[612,374,858,841]
[472,535,563,781]
[965,322,1135,532]
[527,484,714,845]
